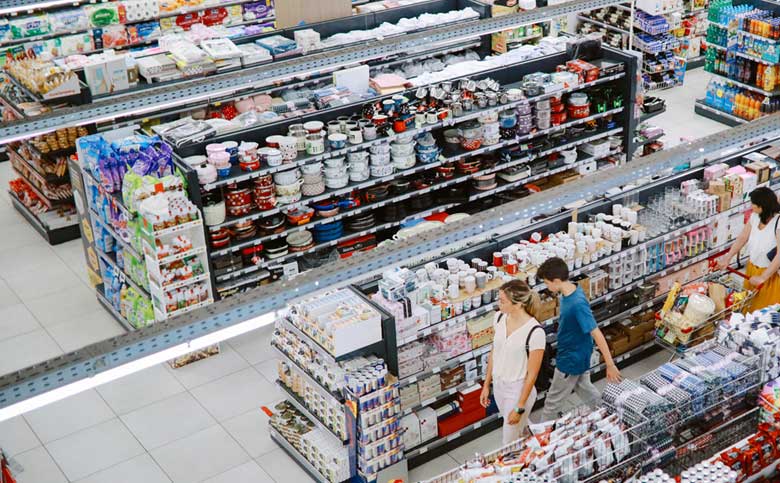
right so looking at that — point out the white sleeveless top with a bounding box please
[492,312,546,384]
[747,213,780,268]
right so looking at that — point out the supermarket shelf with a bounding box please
[401,379,482,417]
[577,15,630,34]
[406,413,501,459]
[399,344,493,388]
[81,167,134,217]
[276,381,349,444]
[155,246,207,265]
[685,55,705,70]
[9,192,79,245]
[9,170,65,210]
[154,298,214,321]
[397,303,498,347]
[271,344,344,403]
[10,146,70,185]
[89,209,142,259]
[640,106,666,122]
[201,73,626,193]
[268,428,335,483]
[95,249,151,298]
[707,43,727,51]
[737,29,779,43]
[95,289,137,333]
[734,51,775,65]
[709,72,780,97]
[151,219,204,238]
[694,99,749,127]
[635,132,665,147]
[0,0,633,144]
[151,273,211,293]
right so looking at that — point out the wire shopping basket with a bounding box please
[653,252,759,357]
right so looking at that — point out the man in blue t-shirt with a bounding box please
[537,257,622,422]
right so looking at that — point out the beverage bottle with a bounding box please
[757,63,764,88]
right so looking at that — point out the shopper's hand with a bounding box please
[713,257,728,272]
[606,363,622,383]
[750,275,766,288]
[507,410,522,425]
[480,384,490,408]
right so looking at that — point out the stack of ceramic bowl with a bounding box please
[253,175,276,211]
[460,121,483,151]
[274,168,302,205]
[233,219,257,240]
[312,221,344,243]
[258,147,283,167]
[347,151,370,182]
[323,157,349,189]
[443,129,462,154]
[516,98,533,135]
[238,141,260,171]
[498,109,518,140]
[264,238,289,260]
[480,111,500,146]
[415,133,439,165]
[225,185,253,218]
[301,162,325,196]
[370,144,393,178]
[346,213,375,232]
[258,214,286,236]
[473,173,497,191]
[536,99,551,130]
[287,230,314,252]
[206,143,232,178]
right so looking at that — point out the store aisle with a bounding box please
[647,68,728,149]
[0,66,727,483]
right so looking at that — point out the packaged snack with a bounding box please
[58,33,94,55]
[126,21,160,44]
[243,1,274,21]
[200,7,228,26]
[99,24,129,48]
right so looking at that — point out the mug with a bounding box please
[448,283,459,299]
[328,133,347,150]
[305,133,325,155]
[327,121,342,135]
[303,120,324,134]
[482,291,492,305]
[472,295,482,309]
[278,136,298,162]
[348,127,363,145]
[453,301,463,316]
[463,297,472,312]
[289,127,308,151]
[363,124,377,141]
[475,272,487,289]
[464,275,476,294]
[266,135,284,148]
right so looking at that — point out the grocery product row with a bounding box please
[698,0,780,124]
[263,133,780,481]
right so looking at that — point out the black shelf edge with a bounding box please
[9,192,80,245]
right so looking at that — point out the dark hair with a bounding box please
[750,187,780,225]
[537,257,569,282]
[499,279,540,318]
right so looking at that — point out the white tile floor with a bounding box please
[0,68,729,482]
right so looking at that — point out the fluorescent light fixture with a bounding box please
[0,312,276,422]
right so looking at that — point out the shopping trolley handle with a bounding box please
[725,267,764,290]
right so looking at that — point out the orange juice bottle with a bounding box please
[758,63,765,88]
[735,93,744,117]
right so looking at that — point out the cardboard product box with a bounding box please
[416,407,438,443]
[438,406,486,437]
[536,293,558,322]
[401,413,422,448]
[745,161,771,185]
[275,0,351,28]
[400,384,420,411]
[611,337,631,356]
[458,384,483,413]
[440,366,465,390]
[654,260,709,295]
[467,314,494,349]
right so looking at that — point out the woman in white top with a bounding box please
[716,187,780,311]
[479,279,546,444]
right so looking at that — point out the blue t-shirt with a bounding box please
[556,286,597,375]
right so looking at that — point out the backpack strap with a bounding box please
[525,324,544,356]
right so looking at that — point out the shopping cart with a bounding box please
[653,251,758,358]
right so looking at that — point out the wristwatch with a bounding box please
[513,406,526,415]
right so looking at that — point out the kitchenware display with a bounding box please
[274,168,301,185]
[289,127,308,151]
[327,120,342,135]
[195,163,218,185]
[266,135,284,148]
[324,165,348,179]
[371,164,394,178]
[328,133,347,150]
[371,152,391,166]
[300,162,323,175]
[209,226,232,249]
[258,214,286,234]
[350,169,370,182]
[275,179,303,196]
[278,136,298,161]
[325,175,349,189]
[346,213,376,231]
[348,127,363,145]
[285,206,314,225]
[264,238,289,259]
[277,191,303,205]
[370,143,390,155]
[365,184,390,203]
[258,147,283,167]
[287,230,314,252]
[312,221,344,242]
[302,179,325,196]
[393,154,416,170]
[234,219,257,240]
[305,133,325,155]
[241,246,263,265]
[303,120,324,134]
[473,173,497,191]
